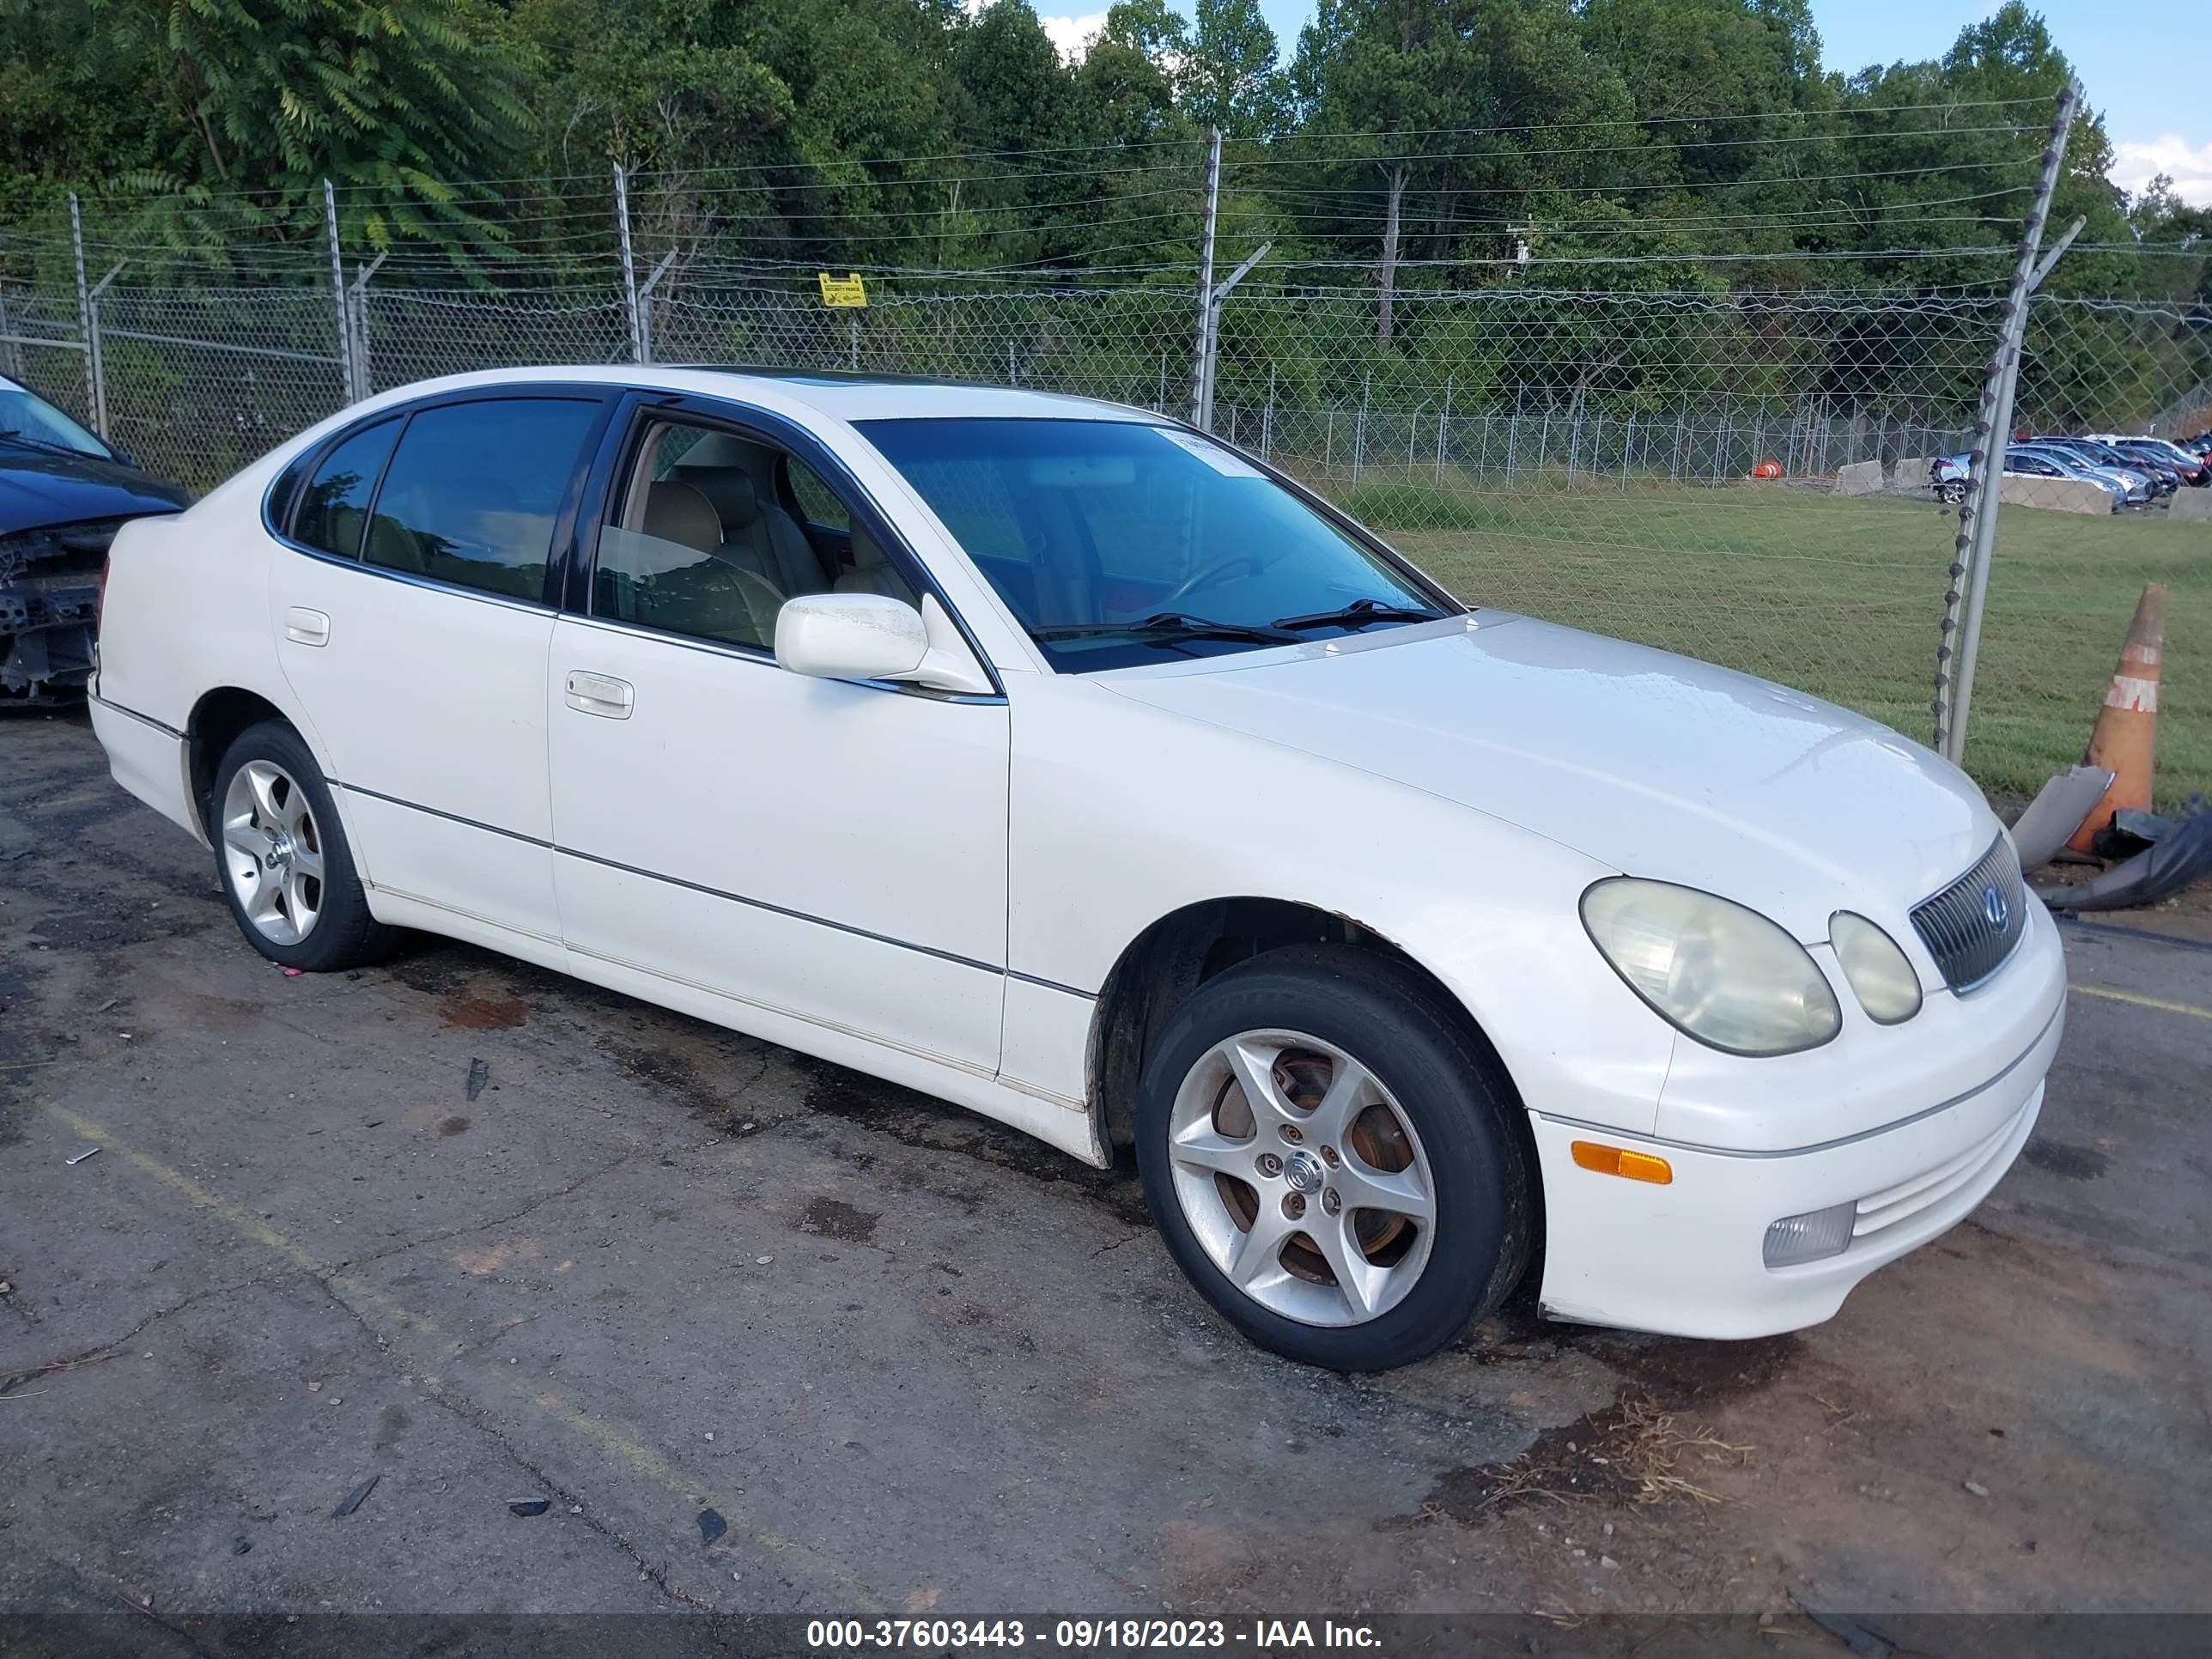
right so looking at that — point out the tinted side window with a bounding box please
[294,418,400,560]
[269,448,316,532]
[365,398,599,601]
[785,458,849,532]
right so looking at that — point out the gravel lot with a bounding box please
[3,711,2209,1638]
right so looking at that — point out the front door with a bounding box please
[544,407,1010,1075]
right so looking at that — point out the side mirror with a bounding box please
[774,592,996,696]
[775,593,929,682]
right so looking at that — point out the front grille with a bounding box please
[1910,835,2027,991]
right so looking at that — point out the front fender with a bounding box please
[1008,676,1675,1139]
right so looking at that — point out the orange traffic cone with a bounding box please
[2065,582,2165,854]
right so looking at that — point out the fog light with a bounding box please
[1763,1200,1856,1268]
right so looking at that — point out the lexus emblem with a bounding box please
[1982,884,2008,930]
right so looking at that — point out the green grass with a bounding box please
[1305,470,2210,810]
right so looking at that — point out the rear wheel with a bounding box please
[1134,946,1530,1370]
[211,721,395,972]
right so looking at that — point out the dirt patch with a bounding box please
[798,1060,1152,1229]
[1419,1392,1755,1524]
[437,1115,471,1137]
[602,1036,750,1121]
[1560,1331,1804,1408]
[441,996,531,1030]
[2025,1137,2110,1181]
[797,1196,880,1243]
[28,904,210,951]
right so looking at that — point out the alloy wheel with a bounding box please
[1164,1029,1437,1328]
[220,759,325,945]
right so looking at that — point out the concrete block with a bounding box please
[1999,476,2109,515]
[1893,457,1931,492]
[2168,488,2212,522]
[1832,459,1884,495]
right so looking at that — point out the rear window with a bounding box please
[364,398,600,601]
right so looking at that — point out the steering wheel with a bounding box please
[1156,554,1267,612]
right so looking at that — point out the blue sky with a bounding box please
[1027,1,2210,204]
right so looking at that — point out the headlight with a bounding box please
[1581,878,1842,1057]
[1828,912,1923,1024]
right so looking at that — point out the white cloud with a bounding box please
[2110,135,2212,208]
[964,0,1115,62]
[1038,11,1109,61]
[962,0,1109,64]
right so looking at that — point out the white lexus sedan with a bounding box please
[88,368,2065,1370]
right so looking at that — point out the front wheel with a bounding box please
[1134,947,1531,1370]
[211,720,397,972]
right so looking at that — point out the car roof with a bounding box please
[343,364,1164,426]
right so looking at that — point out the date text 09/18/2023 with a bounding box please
[804,1618,1384,1650]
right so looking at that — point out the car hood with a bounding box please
[1102,615,1999,943]
[0,445,190,537]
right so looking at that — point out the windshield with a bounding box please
[854,417,1454,671]
[0,381,111,459]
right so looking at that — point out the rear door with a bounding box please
[269,390,612,945]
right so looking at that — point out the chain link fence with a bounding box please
[3,251,2206,808]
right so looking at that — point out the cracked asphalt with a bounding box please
[3,710,2210,1635]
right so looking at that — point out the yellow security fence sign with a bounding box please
[817,272,867,308]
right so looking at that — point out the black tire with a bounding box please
[1134,945,1532,1371]
[210,720,398,972]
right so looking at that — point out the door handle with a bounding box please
[564,671,634,719]
[284,606,331,647]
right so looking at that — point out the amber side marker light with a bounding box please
[1571,1140,1674,1185]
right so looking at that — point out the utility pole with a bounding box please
[614,164,644,364]
[322,180,355,404]
[68,194,95,422]
[1191,126,1221,426]
[1934,80,2080,763]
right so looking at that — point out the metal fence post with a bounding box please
[1190,127,1221,425]
[0,289,21,382]
[1435,378,1451,481]
[68,193,96,423]
[614,164,644,363]
[1936,79,2080,763]
[84,261,125,440]
[321,180,356,403]
[1352,374,1369,484]
[348,252,386,401]
[635,251,675,366]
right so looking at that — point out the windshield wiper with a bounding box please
[0,427,100,460]
[1030,611,1302,646]
[1271,597,1448,632]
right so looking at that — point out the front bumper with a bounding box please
[1530,906,2065,1340]
[0,577,99,702]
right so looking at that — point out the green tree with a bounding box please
[82,0,532,260]
[1180,0,1289,140]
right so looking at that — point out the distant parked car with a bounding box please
[1,373,190,705]
[1929,448,2127,510]
[2094,435,2209,488]
[2009,443,2151,507]
[2039,437,2179,497]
